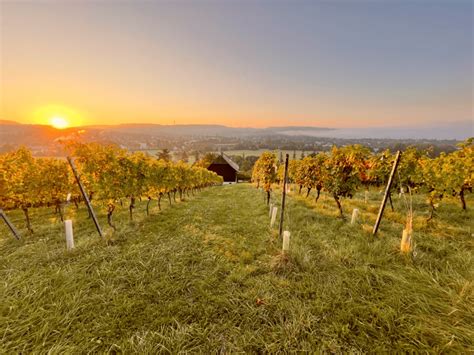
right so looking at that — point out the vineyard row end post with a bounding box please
[1,209,21,240]
[372,151,402,236]
[278,154,289,240]
[67,157,104,238]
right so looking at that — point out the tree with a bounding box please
[322,145,369,218]
[252,152,277,204]
[366,149,393,188]
[0,149,76,229]
[420,138,473,219]
[0,147,41,232]
[195,153,217,168]
[419,154,445,220]
[194,150,200,163]
[179,150,189,163]
[286,159,301,186]
[36,158,72,221]
[397,146,426,191]
[450,138,473,210]
[124,152,149,220]
[298,154,327,201]
[157,149,171,162]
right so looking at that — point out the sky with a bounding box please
[0,0,472,129]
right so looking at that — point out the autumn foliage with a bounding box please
[0,143,222,232]
[252,138,473,219]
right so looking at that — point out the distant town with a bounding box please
[0,120,463,162]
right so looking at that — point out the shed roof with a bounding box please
[209,153,239,172]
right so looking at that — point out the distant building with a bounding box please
[207,153,239,183]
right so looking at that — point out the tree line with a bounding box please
[252,138,473,220]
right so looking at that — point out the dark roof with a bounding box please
[209,153,239,172]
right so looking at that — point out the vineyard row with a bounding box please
[0,142,223,233]
[252,138,473,220]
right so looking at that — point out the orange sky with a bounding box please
[1,2,472,129]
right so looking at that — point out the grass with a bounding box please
[135,149,308,162]
[1,184,473,352]
[222,149,308,158]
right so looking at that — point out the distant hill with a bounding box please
[0,120,470,147]
[0,119,21,125]
[0,123,78,146]
[79,124,333,137]
[0,122,335,147]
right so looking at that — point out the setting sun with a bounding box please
[49,116,69,129]
[32,105,82,128]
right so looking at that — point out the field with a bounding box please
[223,149,308,158]
[136,149,308,162]
[1,184,473,352]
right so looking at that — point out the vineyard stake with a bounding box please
[64,219,75,250]
[270,207,278,228]
[351,208,359,224]
[278,154,289,239]
[67,157,104,238]
[373,151,402,236]
[282,230,290,252]
[0,209,21,240]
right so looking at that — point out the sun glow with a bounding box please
[33,105,82,127]
[49,116,70,129]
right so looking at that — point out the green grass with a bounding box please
[1,184,473,352]
[222,149,308,158]
[136,149,307,162]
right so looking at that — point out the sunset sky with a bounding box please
[1,1,472,129]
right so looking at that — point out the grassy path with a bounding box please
[1,184,473,352]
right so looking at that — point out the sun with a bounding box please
[34,105,82,127]
[49,116,70,129]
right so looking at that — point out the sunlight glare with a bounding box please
[50,116,69,129]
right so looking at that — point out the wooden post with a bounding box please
[269,202,273,217]
[278,154,289,239]
[0,209,21,240]
[67,157,104,238]
[373,151,401,235]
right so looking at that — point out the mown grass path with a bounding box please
[1,184,473,352]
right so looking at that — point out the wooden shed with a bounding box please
[207,153,239,183]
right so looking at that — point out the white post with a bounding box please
[399,187,404,198]
[270,206,278,227]
[351,208,359,224]
[269,203,273,217]
[400,228,412,253]
[65,219,74,250]
[282,231,290,252]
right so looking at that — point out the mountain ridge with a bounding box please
[0,120,470,143]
